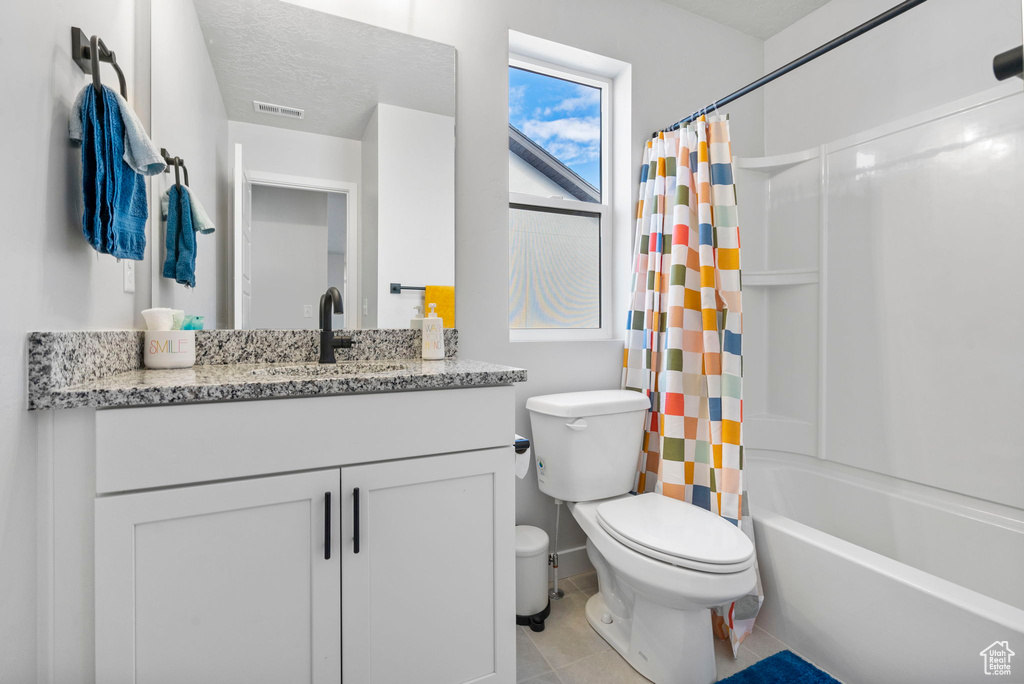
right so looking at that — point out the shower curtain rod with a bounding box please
[655,0,929,136]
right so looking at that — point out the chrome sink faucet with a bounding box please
[319,287,354,364]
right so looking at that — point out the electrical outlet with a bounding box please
[303,304,313,318]
[123,260,136,294]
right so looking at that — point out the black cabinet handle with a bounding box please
[324,492,331,560]
[353,487,360,554]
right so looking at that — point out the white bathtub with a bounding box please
[747,452,1024,684]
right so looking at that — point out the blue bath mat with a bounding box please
[719,650,840,684]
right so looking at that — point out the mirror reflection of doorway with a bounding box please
[233,143,358,330]
[247,186,348,330]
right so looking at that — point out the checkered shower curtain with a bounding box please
[621,115,762,657]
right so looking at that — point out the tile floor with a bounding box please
[516,571,790,683]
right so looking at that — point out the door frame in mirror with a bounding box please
[235,169,359,330]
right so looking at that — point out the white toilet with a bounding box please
[527,390,756,684]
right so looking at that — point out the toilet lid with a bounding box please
[596,494,754,567]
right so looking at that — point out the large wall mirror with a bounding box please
[150,0,455,330]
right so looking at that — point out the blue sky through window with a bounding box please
[509,67,601,191]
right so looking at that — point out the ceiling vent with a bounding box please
[253,100,304,119]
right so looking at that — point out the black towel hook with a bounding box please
[71,27,127,98]
[160,148,190,187]
[89,36,103,94]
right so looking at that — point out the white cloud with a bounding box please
[509,85,527,117]
[545,140,599,165]
[552,86,600,114]
[522,117,600,144]
[520,116,600,165]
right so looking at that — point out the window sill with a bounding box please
[509,328,618,343]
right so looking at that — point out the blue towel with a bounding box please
[71,88,166,176]
[186,188,216,235]
[114,91,166,176]
[161,186,216,235]
[74,86,147,260]
[163,185,197,287]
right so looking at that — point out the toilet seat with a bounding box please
[596,494,755,574]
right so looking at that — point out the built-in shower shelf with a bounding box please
[734,147,819,175]
[744,269,819,286]
[745,413,817,457]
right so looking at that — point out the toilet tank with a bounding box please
[526,390,650,502]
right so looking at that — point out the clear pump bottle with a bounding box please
[421,303,445,359]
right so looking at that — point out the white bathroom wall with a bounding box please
[374,104,456,328]
[360,109,380,329]
[249,186,329,330]
[327,193,348,328]
[282,0,765,570]
[227,121,361,185]
[764,0,1023,153]
[150,0,230,327]
[1,1,143,679]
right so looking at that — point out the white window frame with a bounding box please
[508,54,613,342]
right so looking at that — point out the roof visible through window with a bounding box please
[509,66,601,194]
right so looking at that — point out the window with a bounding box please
[508,55,611,340]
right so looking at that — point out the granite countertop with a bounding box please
[44,358,527,409]
[28,329,526,410]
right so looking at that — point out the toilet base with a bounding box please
[585,592,717,684]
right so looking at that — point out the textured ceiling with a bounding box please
[658,0,832,39]
[191,0,456,139]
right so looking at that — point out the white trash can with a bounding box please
[515,525,550,631]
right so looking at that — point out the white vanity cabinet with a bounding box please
[95,470,342,683]
[342,449,506,684]
[60,386,516,684]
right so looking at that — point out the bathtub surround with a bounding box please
[738,1,1024,681]
[27,328,459,409]
[748,453,1024,684]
